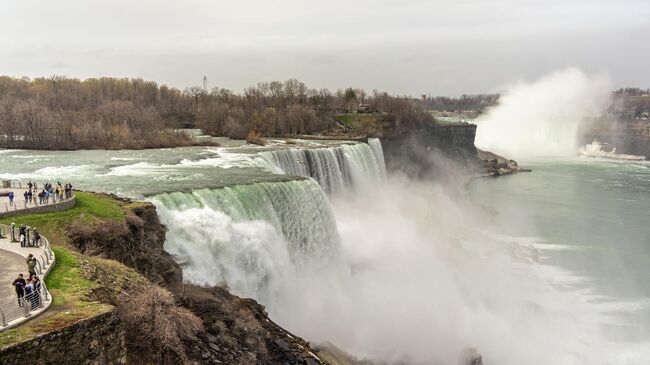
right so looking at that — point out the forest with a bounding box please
[0,76,433,149]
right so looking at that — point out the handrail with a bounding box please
[0,223,56,331]
[2,181,75,215]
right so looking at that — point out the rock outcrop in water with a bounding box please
[381,121,522,177]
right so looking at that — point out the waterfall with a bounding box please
[151,178,342,302]
[257,138,386,193]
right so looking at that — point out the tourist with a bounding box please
[27,189,33,204]
[26,255,37,278]
[23,279,34,309]
[31,276,41,309]
[11,273,26,307]
[32,229,41,247]
[23,190,28,205]
[8,191,14,206]
[27,181,33,191]
[19,225,27,247]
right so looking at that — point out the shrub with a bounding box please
[118,286,204,364]
[246,130,267,146]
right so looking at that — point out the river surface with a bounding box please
[1,142,648,364]
[470,158,650,344]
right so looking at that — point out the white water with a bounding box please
[153,179,343,303]
[257,138,386,193]
[150,138,648,364]
[475,68,612,159]
[579,140,646,161]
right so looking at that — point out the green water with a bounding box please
[470,157,650,341]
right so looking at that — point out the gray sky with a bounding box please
[1,0,648,95]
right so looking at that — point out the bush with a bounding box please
[246,130,267,145]
[118,286,204,364]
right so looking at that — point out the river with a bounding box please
[1,141,648,364]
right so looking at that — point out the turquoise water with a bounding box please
[470,157,650,343]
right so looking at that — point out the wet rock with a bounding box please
[274,339,291,351]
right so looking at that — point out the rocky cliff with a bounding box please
[381,122,479,177]
[581,118,650,158]
[68,200,326,365]
[381,121,522,177]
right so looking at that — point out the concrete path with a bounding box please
[0,228,55,330]
[0,187,65,215]
[0,244,26,301]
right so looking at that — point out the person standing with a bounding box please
[19,226,27,247]
[24,279,35,309]
[12,274,26,307]
[8,191,14,206]
[26,255,37,278]
[32,229,41,247]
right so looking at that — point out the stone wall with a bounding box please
[0,196,76,219]
[0,310,126,365]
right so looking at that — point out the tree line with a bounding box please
[0,76,433,149]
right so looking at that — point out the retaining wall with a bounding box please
[0,309,127,365]
[0,197,76,219]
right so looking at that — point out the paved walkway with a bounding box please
[0,226,55,330]
[0,245,25,300]
[0,187,68,215]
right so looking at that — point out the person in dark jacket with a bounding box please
[30,276,41,309]
[26,255,37,278]
[32,229,41,247]
[12,274,26,307]
[19,225,27,247]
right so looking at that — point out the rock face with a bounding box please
[68,202,183,286]
[68,199,325,365]
[0,310,127,365]
[581,118,650,158]
[177,285,326,365]
[381,122,481,177]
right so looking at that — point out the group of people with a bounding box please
[7,181,73,206]
[11,255,42,310]
[18,225,41,247]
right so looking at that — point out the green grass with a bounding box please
[0,192,133,348]
[0,247,112,348]
[335,114,388,135]
[0,192,125,249]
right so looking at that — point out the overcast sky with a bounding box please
[1,0,648,95]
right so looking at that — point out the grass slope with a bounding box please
[0,192,148,348]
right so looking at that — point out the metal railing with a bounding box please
[0,223,55,330]
[1,180,75,214]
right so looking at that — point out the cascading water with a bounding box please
[257,138,386,193]
[152,178,343,303]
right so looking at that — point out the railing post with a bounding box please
[22,297,30,317]
[42,284,50,301]
[0,306,6,327]
[10,223,16,242]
